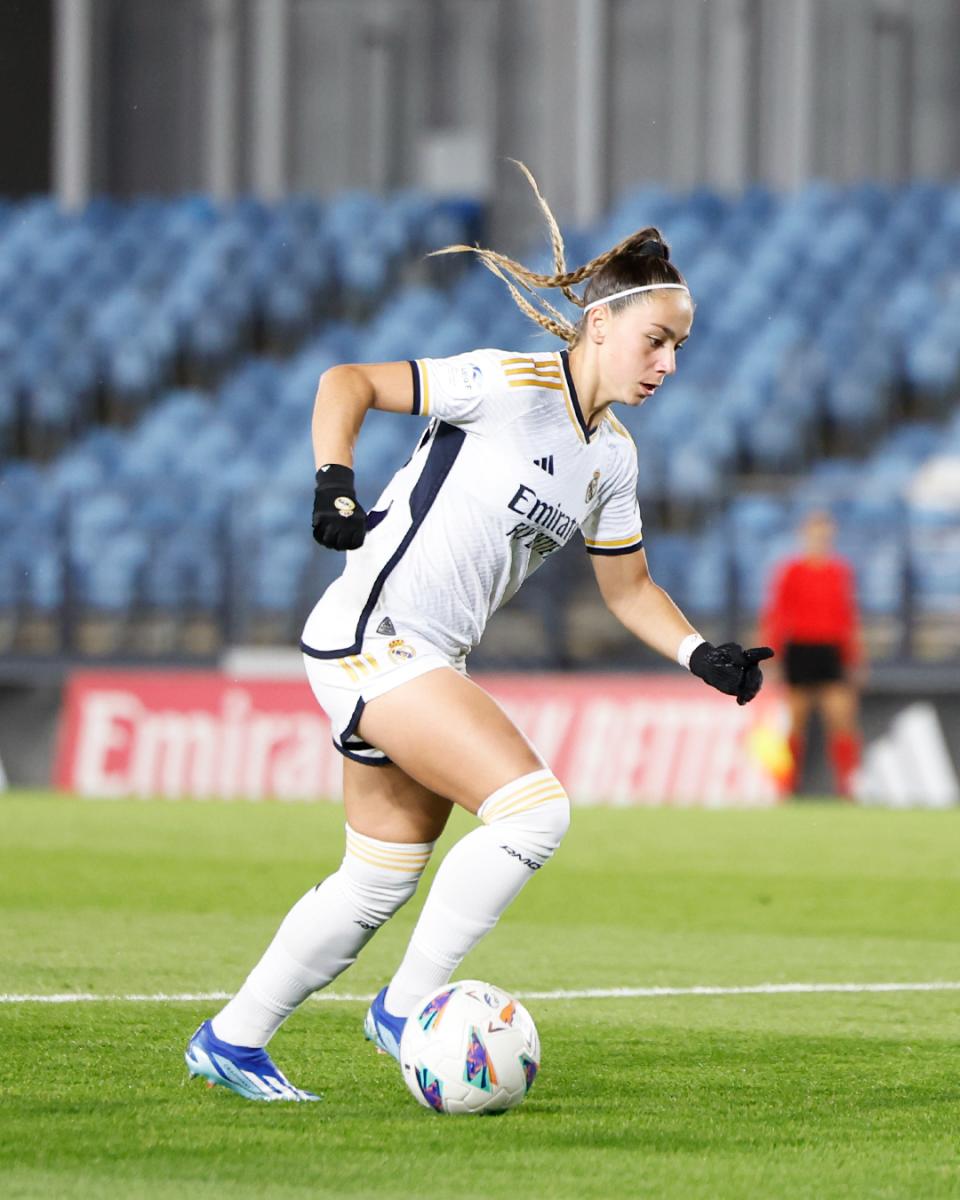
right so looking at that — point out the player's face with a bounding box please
[598,292,694,406]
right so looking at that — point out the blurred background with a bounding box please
[0,0,958,797]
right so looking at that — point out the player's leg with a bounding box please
[190,664,569,1085]
[208,763,450,1047]
[356,668,570,1041]
[784,685,814,795]
[357,664,549,808]
[819,680,861,799]
[342,754,454,843]
[188,762,452,1099]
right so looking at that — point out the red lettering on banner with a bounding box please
[56,671,784,806]
[57,674,342,801]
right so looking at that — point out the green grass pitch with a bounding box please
[2,792,959,1199]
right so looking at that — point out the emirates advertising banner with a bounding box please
[55,671,796,807]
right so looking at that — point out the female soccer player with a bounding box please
[761,509,863,797]
[186,166,773,1100]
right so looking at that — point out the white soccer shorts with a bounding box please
[302,631,465,765]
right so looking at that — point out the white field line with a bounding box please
[3,981,960,1005]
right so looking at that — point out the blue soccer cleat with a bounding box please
[363,986,407,1062]
[185,1020,320,1102]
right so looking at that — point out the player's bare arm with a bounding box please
[310,361,417,550]
[311,361,414,469]
[591,548,773,704]
[591,547,697,661]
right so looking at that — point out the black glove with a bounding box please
[689,642,775,706]
[312,464,367,550]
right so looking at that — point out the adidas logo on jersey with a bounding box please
[376,617,396,636]
[533,455,555,475]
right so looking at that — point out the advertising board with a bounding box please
[55,671,787,806]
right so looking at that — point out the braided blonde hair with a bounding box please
[430,160,687,345]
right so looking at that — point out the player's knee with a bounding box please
[480,770,571,864]
[531,786,571,855]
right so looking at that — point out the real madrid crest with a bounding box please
[388,638,416,662]
[585,470,601,503]
[334,495,356,517]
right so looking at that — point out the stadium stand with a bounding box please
[0,181,957,666]
[0,191,478,458]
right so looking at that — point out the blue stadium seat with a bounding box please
[0,188,484,460]
[854,543,905,616]
[684,530,732,618]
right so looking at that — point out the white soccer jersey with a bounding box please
[301,348,645,663]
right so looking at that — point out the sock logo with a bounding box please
[354,919,379,931]
[499,844,542,871]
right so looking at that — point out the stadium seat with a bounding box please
[0,189,480,460]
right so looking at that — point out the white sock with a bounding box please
[384,769,569,1017]
[212,826,433,1047]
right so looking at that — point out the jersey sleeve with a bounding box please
[580,448,644,556]
[409,352,493,426]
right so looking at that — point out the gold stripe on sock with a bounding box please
[487,788,567,824]
[487,773,553,807]
[481,778,556,822]
[490,789,567,822]
[345,836,432,872]
[346,831,432,857]
[481,776,561,823]
[346,844,432,873]
[345,835,432,866]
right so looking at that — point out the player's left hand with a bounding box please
[689,642,774,705]
[734,644,775,705]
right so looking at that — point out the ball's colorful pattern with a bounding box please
[400,980,540,1115]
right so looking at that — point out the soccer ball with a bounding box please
[399,980,540,1115]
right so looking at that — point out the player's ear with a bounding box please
[587,308,607,344]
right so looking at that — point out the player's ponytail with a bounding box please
[430,161,688,346]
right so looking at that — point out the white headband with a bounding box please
[583,283,689,312]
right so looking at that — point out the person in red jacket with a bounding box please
[761,509,863,798]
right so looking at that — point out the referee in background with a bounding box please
[761,510,863,799]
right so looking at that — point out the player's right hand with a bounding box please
[312,464,367,550]
[689,642,774,706]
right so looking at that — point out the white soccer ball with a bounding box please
[399,980,540,1115]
